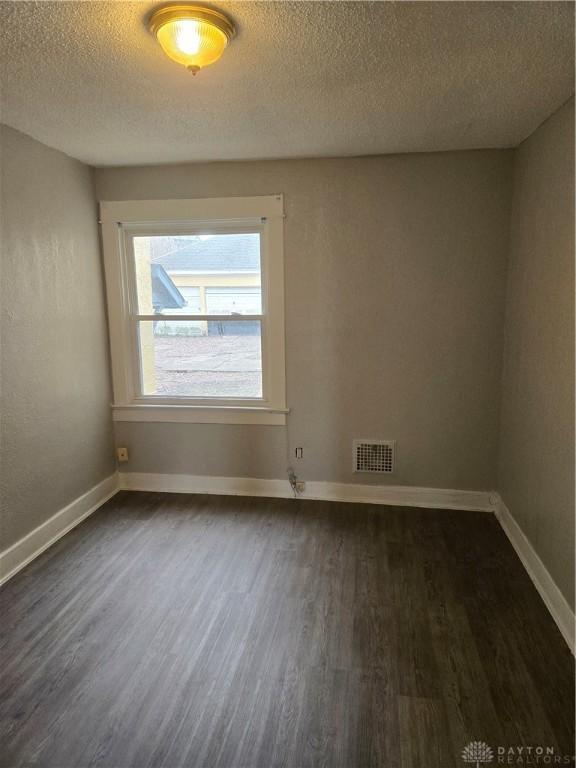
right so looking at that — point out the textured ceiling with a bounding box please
[0,1,574,166]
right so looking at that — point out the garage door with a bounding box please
[206,286,261,315]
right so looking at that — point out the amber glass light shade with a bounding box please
[149,5,235,73]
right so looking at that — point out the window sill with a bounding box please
[111,404,288,425]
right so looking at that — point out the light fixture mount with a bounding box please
[149,4,236,74]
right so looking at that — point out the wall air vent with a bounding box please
[353,440,395,474]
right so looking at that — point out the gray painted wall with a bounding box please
[96,150,513,490]
[0,126,115,549]
[498,98,575,610]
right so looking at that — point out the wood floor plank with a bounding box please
[0,492,573,768]
[398,695,456,768]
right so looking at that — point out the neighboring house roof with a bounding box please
[151,234,260,273]
[151,264,186,310]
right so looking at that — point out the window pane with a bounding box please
[138,320,262,399]
[132,233,261,315]
[171,287,202,314]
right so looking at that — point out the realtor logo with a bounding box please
[462,741,494,767]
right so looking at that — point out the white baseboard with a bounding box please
[118,471,494,512]
[494,493,575,654]
[0,473,119,587]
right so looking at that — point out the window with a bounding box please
[100,196,287,425]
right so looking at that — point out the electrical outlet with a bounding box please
[295,481,306,493]
[116,447,129,463]
[295,447,303,459]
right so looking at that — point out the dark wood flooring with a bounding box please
[0,492,574,767]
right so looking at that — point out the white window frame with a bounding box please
[100,196,287,425]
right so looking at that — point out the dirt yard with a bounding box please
[152,334,262,398]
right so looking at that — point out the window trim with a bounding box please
[100,196,287,425]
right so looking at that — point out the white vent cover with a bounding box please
[353,440,395,473]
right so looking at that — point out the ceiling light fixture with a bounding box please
[149,4,235,75]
